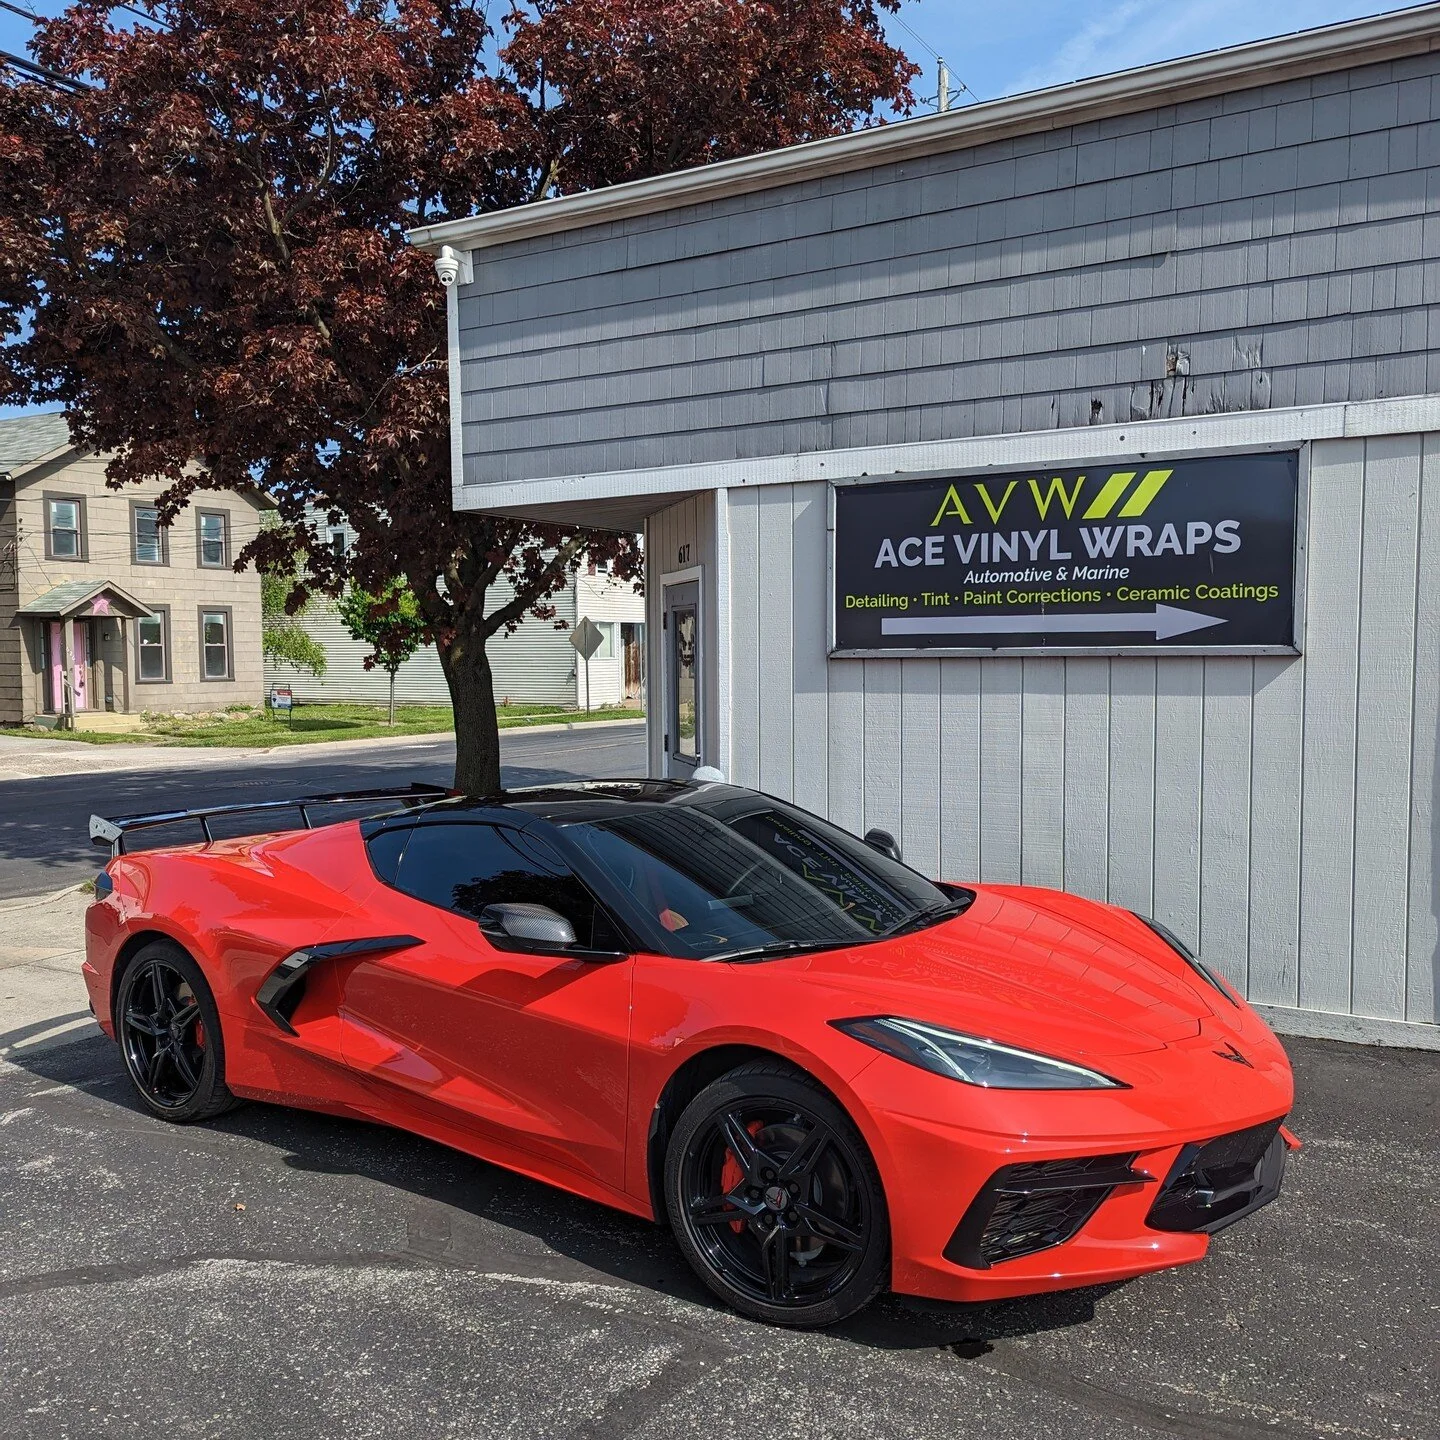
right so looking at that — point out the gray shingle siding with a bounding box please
[458,53,1440,484]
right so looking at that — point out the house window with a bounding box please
[329,528,347,560]
[594,622,616,659]
[45,496,85,560]
[197,511,229,568]
[199,608,233,680]
[132,502,167,565]
[136,609,170,683]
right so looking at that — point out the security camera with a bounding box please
[433,245,469,288]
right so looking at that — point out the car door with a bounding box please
[337,819,634,1192]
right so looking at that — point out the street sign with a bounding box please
[570,616,605,713]
[831,451,1300,655]
[570,616,604,661]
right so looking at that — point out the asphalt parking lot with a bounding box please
[1,1025,1435,1440]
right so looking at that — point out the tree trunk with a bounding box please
[438,609,502,796]
[388,668,396,726]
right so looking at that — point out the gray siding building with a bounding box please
[412,5,1440,1048]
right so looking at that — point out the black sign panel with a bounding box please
[832,451,1299,655]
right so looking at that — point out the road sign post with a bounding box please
[569,617,605,713]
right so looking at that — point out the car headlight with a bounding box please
[832,1017,1125,1090]
[1134,914,1237,1006]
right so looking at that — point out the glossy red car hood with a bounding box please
[793,884,1220,1060]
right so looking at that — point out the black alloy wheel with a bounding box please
[666,1062,889,1327]
[116,940,238,1122]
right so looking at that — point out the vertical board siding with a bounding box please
[757,486,795,799]
[1199,659,1255,993]
[1106,658,1157,917]
[1247,656,1305,1008]
[900,660,942,880]
[1298,438,1366,1014]
[937,659,982,883]
[790,483,830,817]
[1062,658,1110,901]
[722,433,1437,1027]
[1020,658,1066,889]
[1406,435,1440,1025]
[978,659,1023,883]
[1152,660,1205,951]
[1350,435,1421,1020]
[728,488,762,788]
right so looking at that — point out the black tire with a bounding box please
[664,1060,889,1328]
[115,939,240,1123]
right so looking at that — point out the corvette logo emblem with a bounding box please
[1214,1041,1253,1068]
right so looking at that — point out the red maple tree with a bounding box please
[1,0,916,791]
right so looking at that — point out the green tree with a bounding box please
[259,520,327,681]
[0,0,915,793]
[337,580,427,727]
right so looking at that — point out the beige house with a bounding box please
[0,413,268,729]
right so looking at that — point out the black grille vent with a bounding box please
[945,1153,1149,1269]
[1147,1119,1287,1234]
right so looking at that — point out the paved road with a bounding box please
[0,724,648,899]
[0,1031,1435,1440]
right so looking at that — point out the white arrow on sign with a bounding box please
[881,605,1227,642]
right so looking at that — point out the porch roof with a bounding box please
[16,580,153,621]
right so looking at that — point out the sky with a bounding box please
[0,0,1413,419]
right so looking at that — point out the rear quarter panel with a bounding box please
[86,825,380,1052]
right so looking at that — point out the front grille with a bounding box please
[945,1153,1148,1269]
[1146,1119,1287,1234]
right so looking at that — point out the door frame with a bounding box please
[659,564,704,779]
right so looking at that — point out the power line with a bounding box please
[0,46,91,90]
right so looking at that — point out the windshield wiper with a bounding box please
[711,939,853,965]
[879,897,972,940]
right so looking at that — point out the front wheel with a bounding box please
[664,1061,889,1327]
[115,940,239,1122]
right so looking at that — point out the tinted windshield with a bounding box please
[558,800,956,960]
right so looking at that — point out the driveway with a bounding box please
[0,722,648,899]
[0,1022,1434,1440]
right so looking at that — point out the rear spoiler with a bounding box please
[89,783,450,858]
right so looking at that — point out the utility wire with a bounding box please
[0,46,89,89]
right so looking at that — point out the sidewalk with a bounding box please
[0,728,455,782]
[0,886,98,1060]
[0,715,641,782]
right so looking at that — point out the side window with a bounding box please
[390,822,607,947]
[365,825,412,885]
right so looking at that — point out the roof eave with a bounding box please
[7,442,78,482]
[407,3,1440,256]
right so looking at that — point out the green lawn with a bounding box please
[7,702,644,748]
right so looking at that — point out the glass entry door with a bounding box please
[664,581,700,776]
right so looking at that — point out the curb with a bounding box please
[0,882,88,912]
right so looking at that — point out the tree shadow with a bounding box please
[9,1034,1123,1352]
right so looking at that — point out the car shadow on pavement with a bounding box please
[7,1034,1124,1352]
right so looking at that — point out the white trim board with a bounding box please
[454,396,1440,515]
[1255,1005,1440,1053]
[408,6,1440,257]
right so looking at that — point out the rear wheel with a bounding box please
[665,1062,889,1327]
[116,940,239,1122]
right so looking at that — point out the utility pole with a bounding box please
[937,58,951,113]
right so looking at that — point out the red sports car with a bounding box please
[85,780,1297,1328]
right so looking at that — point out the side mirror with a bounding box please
[477,902,577,948]
[863,828,902,863]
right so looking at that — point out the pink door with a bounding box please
[72,623,88,711]
[48,621,88,712]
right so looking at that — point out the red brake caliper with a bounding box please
[720,1121,765,1234]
